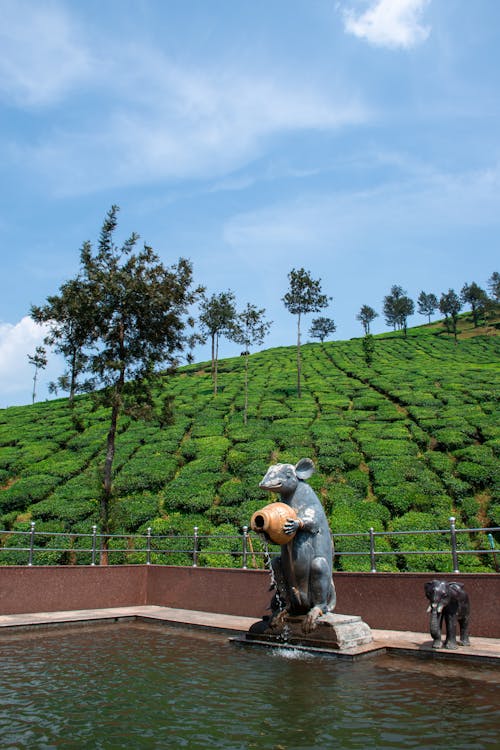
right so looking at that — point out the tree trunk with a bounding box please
[296,312,302,398]
[244,352,249,425]
[214,332,219,396]
[210,332,216,380]
[100,367,124,564]
[32,370,37,405]
[69,348,77,407]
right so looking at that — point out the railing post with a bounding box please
[91,525,97,566]
[449,516,459,573]
[242,526,248,569]
[369,527,376,572]
[146,527,151,565]
[192,526,198,567]
[28,521,36,566]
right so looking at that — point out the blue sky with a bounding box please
[1,0,499,407]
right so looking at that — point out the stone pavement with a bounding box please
[0,605,499,664]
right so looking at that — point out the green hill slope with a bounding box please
[1,325,499,571]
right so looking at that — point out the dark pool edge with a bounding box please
[1,606,499,666]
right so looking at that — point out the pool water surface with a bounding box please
[1,622,498,749]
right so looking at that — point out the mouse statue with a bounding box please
[252,458,336,634]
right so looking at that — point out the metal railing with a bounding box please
[0,517,499,572]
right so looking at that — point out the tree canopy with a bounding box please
[383,285,414,336]
[199,291,236,395]
[229,303,271,423]
[417,291,438,324]
[356,305,378,335]
[282,267,330,396]
[309,316,336,342]
[32,205,203,553]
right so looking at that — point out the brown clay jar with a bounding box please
[250,502,299,545]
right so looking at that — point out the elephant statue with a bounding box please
[424,579,470,650]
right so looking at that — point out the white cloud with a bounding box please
[0,0,91,106]
[342,0,431,49]
[1,3,370,193]
[224,160,500,261]
[20,57,368,194]
[0,317,52,408]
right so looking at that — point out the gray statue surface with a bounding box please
[258,458,336,634]
[425,579,471,649]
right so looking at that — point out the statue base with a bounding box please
[247,613,373,651]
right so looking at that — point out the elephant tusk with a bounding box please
[426,605,432,613]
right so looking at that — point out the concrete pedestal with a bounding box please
[247,612,373,650]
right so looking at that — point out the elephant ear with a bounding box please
[449,582,464,592]
[295,458,315,480]
[424,581,435,599]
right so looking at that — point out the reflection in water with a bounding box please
[0,623,498,749]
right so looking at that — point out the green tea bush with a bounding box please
[433,428,474,451]
[455,461,493,489]
[361,440,417,459]
[259,400,290,419]
[460,496,481,525]
[330,496,393,571]
[344,468,370,495]
[425,451,455,476]
[226,448,247,474]
[198,524,241,567]
[30,451,88,479]
[29,496,98,525]
[178,456,224,476]
[0,474,61,513]
[218,478,244,506]
[206,505,243,526]
[327,483,365,509]
[388,511,452,572]
[111,492,160,532]
[146,514,205,565]
[113,456,178,493]
[340,450,364,469]
[0,447,21,472]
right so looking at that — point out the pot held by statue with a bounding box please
[250,502,299,545]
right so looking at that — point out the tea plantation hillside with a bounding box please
[1,324,499,571]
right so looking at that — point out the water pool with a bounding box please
[1,622,498,749]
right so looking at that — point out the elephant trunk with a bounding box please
[429,605,441,643]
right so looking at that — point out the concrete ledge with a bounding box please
[1,566,499,637]
[1,606,499,666]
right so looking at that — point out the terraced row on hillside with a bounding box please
[0,330,499,571]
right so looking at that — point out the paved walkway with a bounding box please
[1,606,499,664]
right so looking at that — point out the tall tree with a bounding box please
[383,285,414,336]
[199,291,236,396]
[417,291,438,324]
[439,289,462,342]
[356,305,378,335]
[229,303,271,424]
[282,268,330,397]
[487,271,500,303]
[309,316,336,343]
[31,276,94,406]
[461,282,488,328]
[34,205,202,556]
[27,346,47,404]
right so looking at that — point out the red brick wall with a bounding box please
[0,565,147,614]
[1,566,498,637]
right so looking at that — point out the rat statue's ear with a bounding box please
[295,458,315,480]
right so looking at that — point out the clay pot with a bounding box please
[250,502,299,545]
